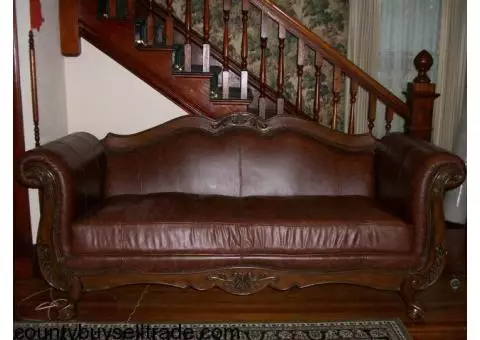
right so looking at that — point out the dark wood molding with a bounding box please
[103,112,375,152]
[14,1,34,279]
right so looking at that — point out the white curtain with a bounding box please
[432,0,467,151]
[346,0,381,135]
[443,88,467,223]
[374,0,442,137]
[348,0,443,137]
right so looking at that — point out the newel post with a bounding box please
[59,0,81,56]
[404,50,440,142]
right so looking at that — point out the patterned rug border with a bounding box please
[14,319,412,340]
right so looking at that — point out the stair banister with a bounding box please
[252,0,438,140]
[251,0,408,118]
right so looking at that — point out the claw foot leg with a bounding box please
[400,280,425,323]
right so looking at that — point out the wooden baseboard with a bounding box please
[446,221,467,229]
[14,257,33,280]
[14,244,42,280]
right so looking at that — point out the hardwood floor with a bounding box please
[14,270,466,340]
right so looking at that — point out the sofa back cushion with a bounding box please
[103,114,375,198]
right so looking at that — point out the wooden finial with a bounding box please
[413,50,433,84]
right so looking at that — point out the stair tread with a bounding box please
[135,44,173,51]
[247,108,279,119]
[210,87,253,104]
[172,64,223,76]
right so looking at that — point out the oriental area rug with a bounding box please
[14,320,411,339]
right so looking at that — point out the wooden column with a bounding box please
[276,24,286,115]
[202,0,210,72]
[348,80,358,135]
[313,51,323,122]
[222,0,231,99]
[405,50,439,142]
[240,0,249,100]
[258,11,268,118]
[295,39,305,114]
[108,0,117,18]
[127,0,136,19]
[28,31,40,148]
[165,0,174,45]
[368,93,377,136]
[331,66,341,130]
[184,0,192,71]
[146,0,155,46]
[385,107,394,134]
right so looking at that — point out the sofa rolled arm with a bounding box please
[16,132,106,255]
[375,133,466,255]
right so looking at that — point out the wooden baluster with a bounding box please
[109,0,117,18]
[348,80,358,135]
[146,0,154,46]
[184,0,192,71]
[222,0,231,99]
[117,0,127,18]
[277,24,285,115]
[127,0,135,19]
[368,93,377,135]
[296,39,305,113]
[259,11,268,118]
[313,51,323,122]
[385,107,394,134]
[202,0,210,72]
[165,0,173,45]
[331,65,341,130]
[240,0,249,100]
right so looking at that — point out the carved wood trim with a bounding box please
[20,163,70,291]
[400,162,466,322]
[103,112,375,152]
[78,267,405,294]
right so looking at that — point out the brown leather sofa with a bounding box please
[17,112,466,322]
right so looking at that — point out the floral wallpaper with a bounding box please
[156,0,349,129]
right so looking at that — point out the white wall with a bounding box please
[17,3,187,241]
[64,39,187,138]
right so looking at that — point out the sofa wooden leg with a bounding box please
[42,289,79,321]
[400,279,425,323]
[53,276,82,321]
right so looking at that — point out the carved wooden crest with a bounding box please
[208,270,277,295]
[210,112,269,131]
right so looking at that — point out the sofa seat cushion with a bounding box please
[71,193,412,256]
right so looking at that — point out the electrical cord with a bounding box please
[16,288,69,322]
[16,284,151,323]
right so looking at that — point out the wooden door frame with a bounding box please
[14,1,34,279]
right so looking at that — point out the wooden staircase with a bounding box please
[59,0,439,141]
